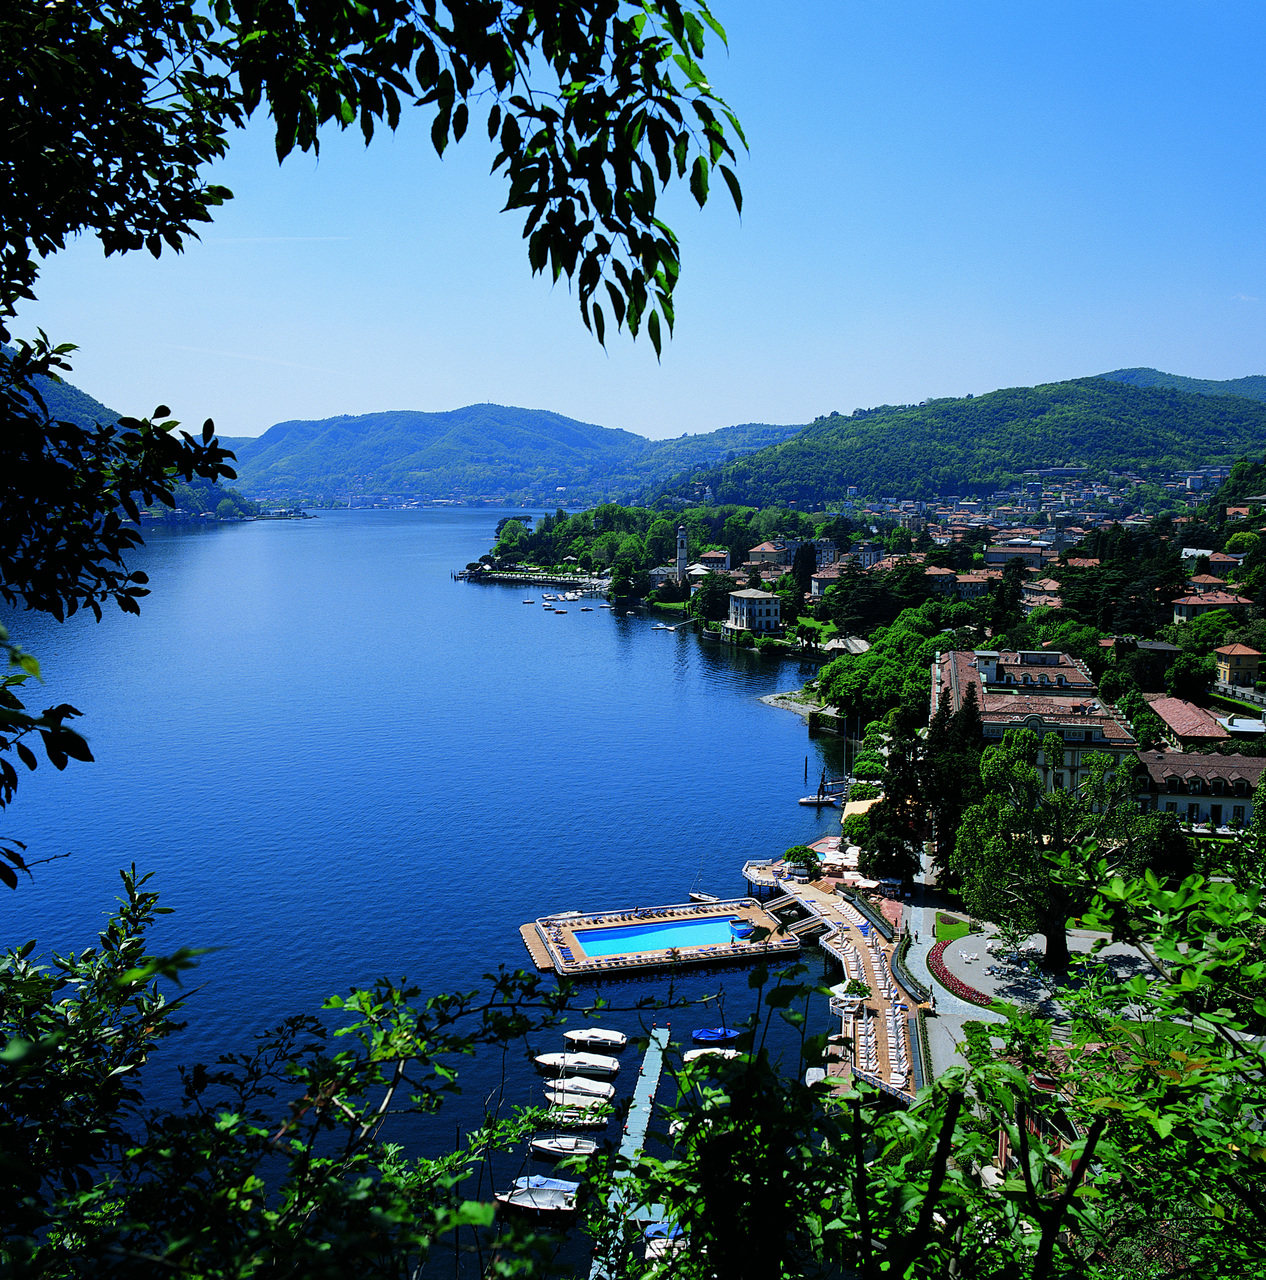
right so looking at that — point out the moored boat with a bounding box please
[563,1027,628,1051]
[683,1047,739,1063]
[535,1051,620,1076]
[537,1075,614,1099]
[543,1107,609,1129]
[531,1134,599,1160]
[691,1027,740,1045]
[689,891,720,904]
[495,1177,578,1213]
[543,1087,612,1109]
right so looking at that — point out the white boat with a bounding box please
[542,593,556,600]
[535,1051,620,1076]
[539,1075,614,1099]
[495,1178,578,1213]
[531,1134,599,1160]
[599,603,614,609]
[543,1108,609,1129]
[689,891,720,904]
[580,606,593,612]
[564,591,580,601]
[522,599,535,604]
[563,1028,628,1051]
[543,1087,612,1109]
[684,1048,739,1063]
[554,608,568,614]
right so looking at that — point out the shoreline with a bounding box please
[760,689,821,721]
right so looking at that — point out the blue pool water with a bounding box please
[574,916,740,956]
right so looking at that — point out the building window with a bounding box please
[1188,803,1200,823]
[1234,805,1246,825]
[1211,805,1223,827]
[1165,802,1178,814]
[1053,773,1065,790]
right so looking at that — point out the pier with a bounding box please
[589,1025,671,1280]
[457,568,610,591]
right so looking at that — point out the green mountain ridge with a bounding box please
[653,377,1266,504]
[228,404,803,502]
[1098,367,1266,402]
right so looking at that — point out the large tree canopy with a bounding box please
[1,0,743,352]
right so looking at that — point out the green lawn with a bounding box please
[936,913,971,942]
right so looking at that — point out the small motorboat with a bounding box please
[563,1028,628,1051]
[535,1051,620,1077]
[652,623,667,630]
[644,1222,687,1260]
[580,606,593,612]
[539,1076,614,1099]
[683,1048,739,1063]
[523,599,535,604]
[553,608,568,614]
[798,794,838,807]
[692,1028,740,1046]
[543,1088,612,1110]
[542,593,556,600]
[543,1107,609,1130]
[495,1176,578,1213]
[514,1175,580,1193]
[599,603,614,609]
[531,1134,599,1160]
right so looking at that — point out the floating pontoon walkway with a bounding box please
[518,923,554,971]
[589,1025,670,1280]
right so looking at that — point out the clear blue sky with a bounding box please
[20,1,1266,439]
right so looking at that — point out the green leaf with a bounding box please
[720,164,742,215]
[689,155,709,207]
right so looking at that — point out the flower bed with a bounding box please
[927,939,996,1008]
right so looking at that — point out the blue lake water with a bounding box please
[3,507,843,1264]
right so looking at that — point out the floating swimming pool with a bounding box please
[574,917,740,957]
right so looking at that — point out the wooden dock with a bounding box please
[518,923,554,971]
[589,1026,670,1280]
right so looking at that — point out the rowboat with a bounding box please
[535,1051,620,1076]
[563,1028,628,1051]
[531,1134,599,1160]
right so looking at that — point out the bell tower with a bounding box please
[676,525,688,585]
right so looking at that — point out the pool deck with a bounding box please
[769,878,922,1104]
[525,899,799,977]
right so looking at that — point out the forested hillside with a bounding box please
[654,377,1266,503]
[229,406,802,502]
[1099,367,1266,402]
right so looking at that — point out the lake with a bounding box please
[4,507,845,1263]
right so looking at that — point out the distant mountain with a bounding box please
[228,405,803,502]
[1099,367,1266,403]
[2,345,121,429]
[651,378,1266,504]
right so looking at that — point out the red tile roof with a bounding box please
[1215,644,1261,657]
[1172,591,1251,606]
[1142,696,1230,740]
